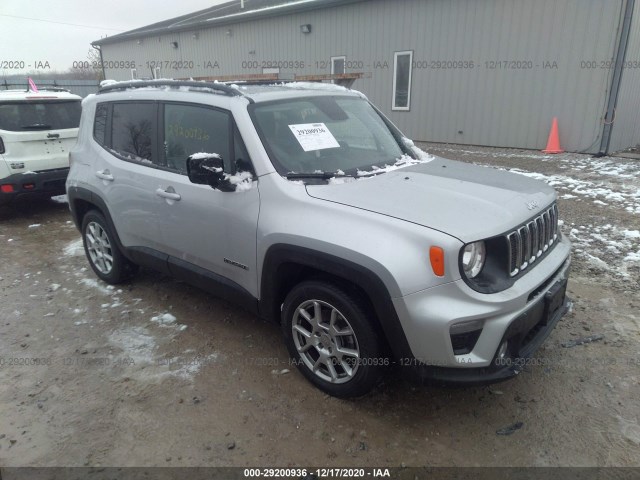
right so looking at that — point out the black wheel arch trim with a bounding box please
[259,244,413,360]
[67,185,136,264]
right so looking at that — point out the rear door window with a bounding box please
[0,100,81,131]
[111,102,158,164]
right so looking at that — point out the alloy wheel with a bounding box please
[291,299,360,384]
[85,221,114,275]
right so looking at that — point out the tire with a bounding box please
[81,210,137,284]
[282,280,384,398]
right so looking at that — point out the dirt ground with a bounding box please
[0,143,639,469]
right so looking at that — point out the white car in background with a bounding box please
[0,88,81,205]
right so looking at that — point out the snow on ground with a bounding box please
[79,277,112,295]
[108,324,216,382]
[151,312,177,325]
[566,224,640,280]
[58,238,207,382]
[63,238,84,257]
[108,326,157,367]
[555,156,640,179]
[151,312,189,332]
[500,167,640,215]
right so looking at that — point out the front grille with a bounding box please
[506,204,559,277]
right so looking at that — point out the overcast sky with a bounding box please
[0,0,229,75]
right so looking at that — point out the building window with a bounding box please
[331,56,346,76]
[392,51,413,111]
[331,56,346,85]
[154,67,161,79]
[131,69,138,80]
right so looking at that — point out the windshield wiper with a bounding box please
[285,171,347,180]
[22,124,52,130]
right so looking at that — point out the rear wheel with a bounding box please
[282,281,384,398]
[81,210,137,284]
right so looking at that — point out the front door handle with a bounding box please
[156,187,181,201]
[95,169,114,181]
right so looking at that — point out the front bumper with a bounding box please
[393,234,571,384]
[403,280,570,385]
[0,168,69,205]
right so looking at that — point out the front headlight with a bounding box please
[462,241,486,278]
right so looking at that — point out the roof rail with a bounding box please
[97,79,243,97]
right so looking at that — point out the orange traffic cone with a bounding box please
[543,117,564,154]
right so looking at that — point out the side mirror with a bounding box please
[187,154,234,191]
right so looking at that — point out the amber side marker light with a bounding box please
[430,246,445,277]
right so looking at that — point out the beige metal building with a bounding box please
[94,0,640,154]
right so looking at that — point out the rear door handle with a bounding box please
[95,169,114,181]
[155,187,181,201]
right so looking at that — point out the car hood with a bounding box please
[305,157,557,243]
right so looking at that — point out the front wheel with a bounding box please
[81,210,137,284]
[282,281,384,398]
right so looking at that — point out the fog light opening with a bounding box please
[497,340,509,360]
[450,320,484,355]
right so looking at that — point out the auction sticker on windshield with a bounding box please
[289,123,340,152]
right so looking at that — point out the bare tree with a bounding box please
[62,49,104,80]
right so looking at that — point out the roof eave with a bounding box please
[92,0,365,46]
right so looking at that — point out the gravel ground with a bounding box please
[0,144,639,469]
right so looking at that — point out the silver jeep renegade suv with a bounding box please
[66,80,571,398]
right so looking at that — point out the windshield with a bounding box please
[251,96,407,175]
[0,100,81,131]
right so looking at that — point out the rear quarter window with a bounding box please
[93,103,108,146]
